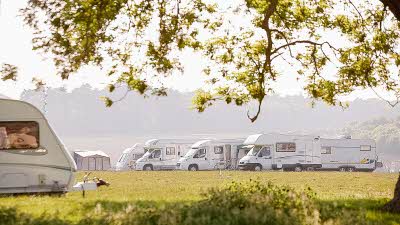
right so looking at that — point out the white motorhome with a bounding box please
[238,133,321,171]
[0,99,76,193]
[177,139,245,171]
[135,139,194,171]
[319,137,378,172]
[115,144,145,171]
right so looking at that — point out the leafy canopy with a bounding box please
[4,0,400,121]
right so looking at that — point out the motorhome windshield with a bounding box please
[247,145,263,156]
[118,153,128,162]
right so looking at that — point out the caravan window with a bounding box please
[321,146,332,154]
[276,142,296,152]
[360,145,371,151]
[214,146,223,154]
[0,121,39,150]
[166,147,176,155]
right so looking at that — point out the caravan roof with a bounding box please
[244,133,318,145]
[192,139,245,148]
[144,138,199,147]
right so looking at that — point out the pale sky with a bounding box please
[0,0,389,100]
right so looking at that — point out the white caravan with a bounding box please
[135,139,194,171]
[0,99,76,193]
[319,138,378,172]
[115,144,145,171]
[238,133,321,171]
[177,139,245,171]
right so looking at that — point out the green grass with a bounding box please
[0,171,399,224]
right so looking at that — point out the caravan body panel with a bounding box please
[0,99,76,193]
[319,138,377,171]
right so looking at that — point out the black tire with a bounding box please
[143,164,153,171]
[188,164,198,171]
[306,167,315,171]
[347,167,355,172]
[294,165,302,172]
[254,164,262,171]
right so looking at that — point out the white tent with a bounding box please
[73,150,111,171]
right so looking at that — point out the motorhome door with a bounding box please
[210,145,225,169]
[193,147,209,170]
[258,145,273,170]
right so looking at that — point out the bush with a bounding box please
[79,180,321,225]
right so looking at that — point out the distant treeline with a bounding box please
[342,117,400,159]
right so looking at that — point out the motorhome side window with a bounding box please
[194,148,206,158]
[166,147,176,155]
[214,146,223,154]
[321,146,332,154]
[360,145,371,151]
[276,142,296,152]
[0,121,39,150]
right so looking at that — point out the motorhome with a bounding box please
[177,139,245,171]
[115,144,145,171]
[135,139,195,171]
[319,137,379,172]
[0,99,77,193]
[238,133,322,171]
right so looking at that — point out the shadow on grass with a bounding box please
[317,198,400,224]
[1,184,400,225]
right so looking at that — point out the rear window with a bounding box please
[0,121,39,150]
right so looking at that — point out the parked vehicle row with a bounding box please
[0,98,383,195]
[116,134,382,172]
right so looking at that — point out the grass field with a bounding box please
[0,171,400,224]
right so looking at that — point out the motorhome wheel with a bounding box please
[306,167,315,171]
[188,165,198,171]
[347,167,355,172]
[339,167,346,172]
[294,166,302,172]
[254,164,262,171]
[144,165,153,171]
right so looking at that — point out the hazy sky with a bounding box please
[0,0,389,100]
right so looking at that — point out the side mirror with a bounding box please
[205,157,207,160]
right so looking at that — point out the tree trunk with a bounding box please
[380,0,400,21]
[383,173,400,213]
